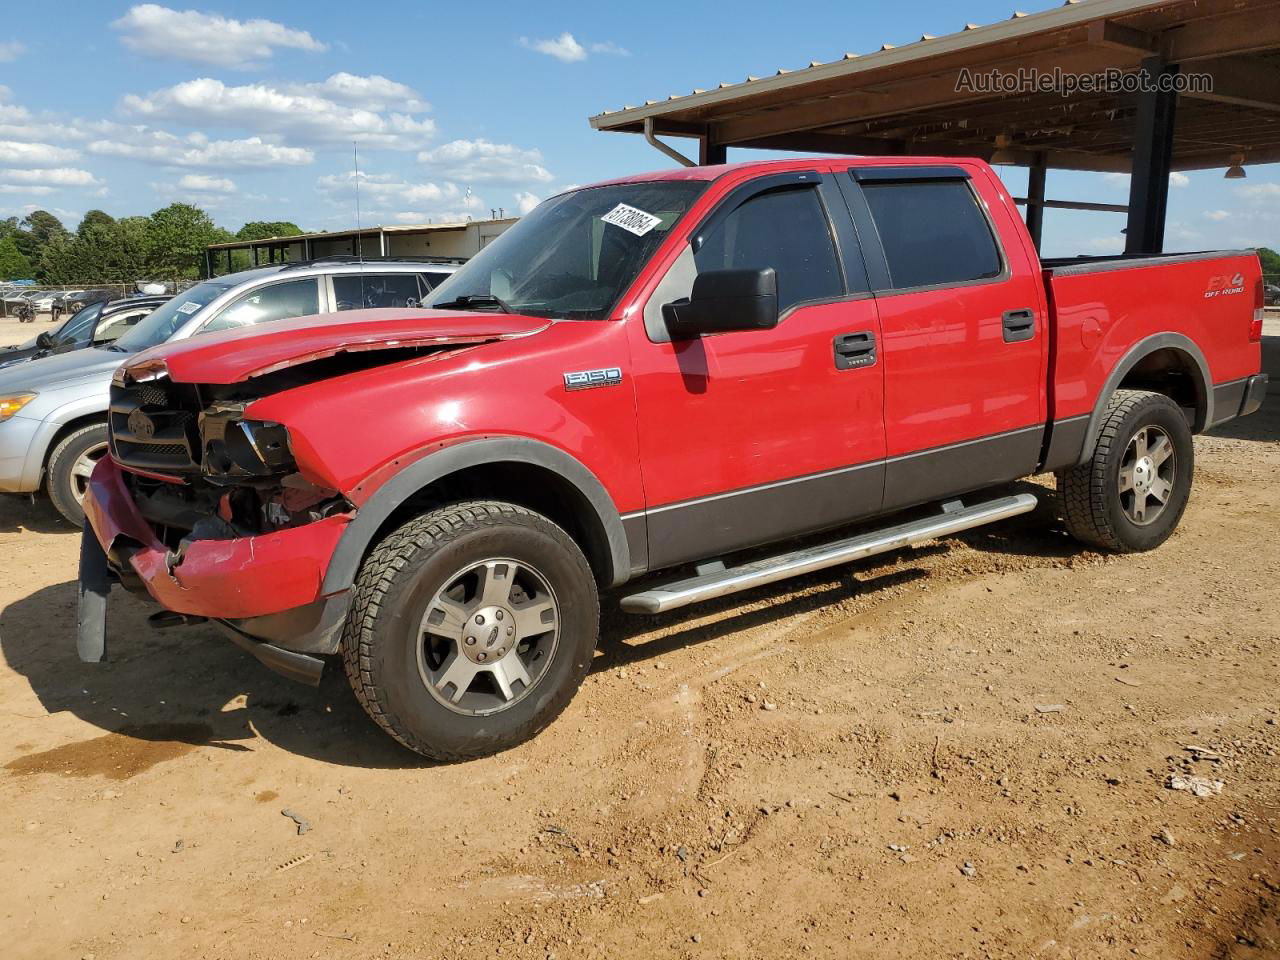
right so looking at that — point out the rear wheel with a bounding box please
[1058,390,1193,552]
[341,500,599,761]
[47,422,109,526]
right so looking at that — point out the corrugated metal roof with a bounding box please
[589,0,1169,129]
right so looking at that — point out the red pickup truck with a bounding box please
[78,157,1267,760]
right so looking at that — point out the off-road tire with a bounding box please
[46,422,109,526]
[1058,390,1193,552]
[341,500,599,761]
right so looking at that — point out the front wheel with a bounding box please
[341,500,600,761]
[1058,390,1194,552]
[46,422,109,526]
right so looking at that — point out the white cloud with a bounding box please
[318,171,485,220]
[177,173,235,193]
[0,140,82,167]
[122,78,436,148]
[304,73,428,112]
[1238,182,1280,201]
[589,40,630,56]
[0,184,53,195]
[521,32,587,62]
[89,128,313,169]
[0,41,24,63]
[417,139,552,184]
[0,167,98,186]
[1204,209,1231,222]
[113,4,326,69]
[514,191,540,215]
[1169,171,1189,188]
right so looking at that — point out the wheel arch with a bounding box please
[322,437,634,594]
[1076,333,1213,467]
[29,412,109,490]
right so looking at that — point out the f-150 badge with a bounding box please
[564,367,623,391]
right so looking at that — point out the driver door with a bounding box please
[627,172,887,569]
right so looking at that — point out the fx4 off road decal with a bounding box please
[1204,273,1245,299]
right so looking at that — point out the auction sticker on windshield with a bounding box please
[601,203,662,237]
[176,301,202,315]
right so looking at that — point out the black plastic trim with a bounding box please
[882,426,1043,511]
[215,621,326,686]
[851,165,971,182]
[1078,333,1214,465]
[1239,374,1269,418]
[322,437,632,593]
[1210,377,1250,427]
[1040,414,1091,473]
[222,590,352,655]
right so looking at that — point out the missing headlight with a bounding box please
[199,402,296,482]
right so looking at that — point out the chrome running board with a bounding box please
[620,493,1038,615]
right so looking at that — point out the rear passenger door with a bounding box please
[630,172,886,569]
[199,278,321,334]
[839,166,1046,510]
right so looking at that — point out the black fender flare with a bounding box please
[1075,332,1213,466]
[321,437,632,594]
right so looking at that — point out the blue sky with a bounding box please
[0,0,1275,258]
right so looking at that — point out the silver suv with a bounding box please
[0,258,459,524]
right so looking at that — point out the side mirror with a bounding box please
[35,332,54,350]
[662,267,778,338]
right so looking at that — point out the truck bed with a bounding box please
[1043,248,1263,466]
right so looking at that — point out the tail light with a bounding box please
[1252,276,1265,343]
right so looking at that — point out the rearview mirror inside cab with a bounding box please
[662,267,779,338]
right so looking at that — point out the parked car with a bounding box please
[1265,282,1280,306]
[0,258,458,524]
[62,289,113,314]
[0,295,169,370]
[76,158,1266,760]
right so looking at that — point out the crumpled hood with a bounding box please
[125,307,552,385]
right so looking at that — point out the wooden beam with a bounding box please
[1087,20,1157,55]
[1182,56,1280,113]
[1165,4,1280,63]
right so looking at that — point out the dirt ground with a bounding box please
[1,327,1277,960]
[0,313,50,348]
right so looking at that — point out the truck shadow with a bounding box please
[1,509,1070,768]
[0,581,423,771]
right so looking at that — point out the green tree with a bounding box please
[236,220,303,241]
[78,209,116,236]
[0,236,33,280]
[13,209,69,268]
[1258,247,1280,276]
[145,203,227,279]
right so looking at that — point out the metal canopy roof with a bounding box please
[589,0,1280,172]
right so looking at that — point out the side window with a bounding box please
[332,273,422,311]
[202,279,319,333]
[859,180,1002,289]
[423,271,453,290]
[694,186,842,313]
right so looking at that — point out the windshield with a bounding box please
[424,180,707,320]
[113,282,231,352]
[53,300,105,346]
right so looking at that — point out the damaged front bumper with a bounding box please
[77,455,353,684]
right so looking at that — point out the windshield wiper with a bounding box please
[433,294,513,314]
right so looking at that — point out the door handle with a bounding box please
[1002,308,1036,343]
[834,330,876,370]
